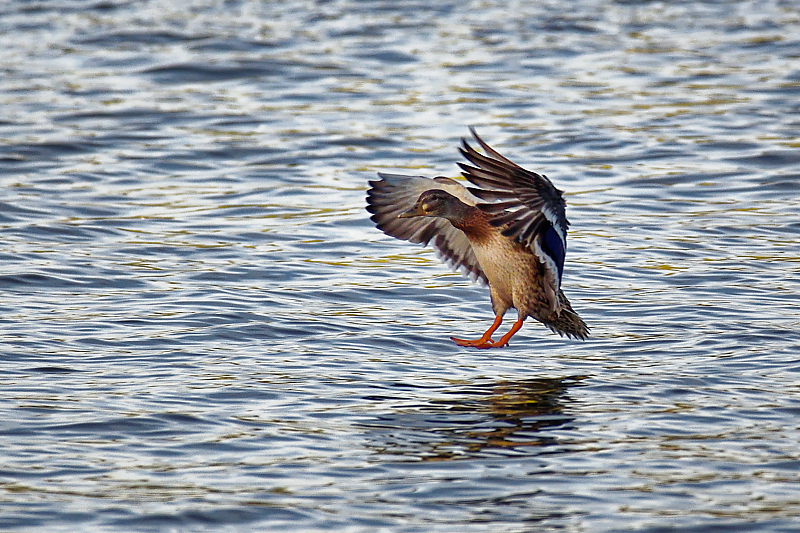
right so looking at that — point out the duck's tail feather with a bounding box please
[542,290,589,340]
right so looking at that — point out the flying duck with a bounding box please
[366,128,588,348]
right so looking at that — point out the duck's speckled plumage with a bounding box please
[366,129,588,347]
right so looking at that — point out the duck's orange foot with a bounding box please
[451,336,492,347]
[451,316,505,348]
[450,318,524,349]
[474,339,510,349]
[450,336,509,349]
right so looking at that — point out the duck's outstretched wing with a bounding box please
[458,128,569,304]
[366,173,488,284]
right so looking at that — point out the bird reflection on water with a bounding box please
[361,376,586,461]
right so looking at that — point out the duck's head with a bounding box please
[399,189,466,220]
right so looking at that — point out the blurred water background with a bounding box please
[2,0,800,531]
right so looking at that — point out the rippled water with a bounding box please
[2,0,800,531]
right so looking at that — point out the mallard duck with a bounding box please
[366,128,588,348]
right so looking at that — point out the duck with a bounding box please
[366,128,588,348]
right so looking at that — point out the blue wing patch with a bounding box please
[541,225,565,283]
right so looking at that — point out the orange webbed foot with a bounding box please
[451,318,523,349]
[449,337,509,349]
[450,336,495,348]
[473,339,510,349]
[450,316,503,348]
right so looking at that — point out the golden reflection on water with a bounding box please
[365,377,586,461]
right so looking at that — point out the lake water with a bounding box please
[2,0,799,531]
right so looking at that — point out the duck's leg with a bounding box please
[474,318,524,349]
[451,315,503,347]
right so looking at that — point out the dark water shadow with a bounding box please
[360,376,586,461]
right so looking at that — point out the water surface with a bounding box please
[1,0,800,531]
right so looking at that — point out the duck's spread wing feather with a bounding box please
[458,128,569,301]
[366,173,488,284]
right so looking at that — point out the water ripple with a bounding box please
[1,0,799,531]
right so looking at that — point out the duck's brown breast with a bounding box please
[450,207,496,243]
[460,214,557,319]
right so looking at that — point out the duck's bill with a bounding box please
[398,205,425,218]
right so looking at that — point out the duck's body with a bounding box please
[366,129,588,347]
